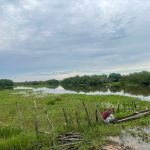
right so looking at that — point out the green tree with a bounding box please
[0,79,13,89]
[108,73,121,82]
[45,79,59,86]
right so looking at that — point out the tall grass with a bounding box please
[0,127,37,150]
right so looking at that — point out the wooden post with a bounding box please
[44,108,54,131]
[122,101,126,112]
[131,101,135,111]
[75,110,80,128]
[16,102,24,132]
[44,108,55,149]
[95,109,99,124]
[82,101,91,125]
[133,102,137,111]
[117,99,120,113]
[63,108,69,128]
[33,101,39,139]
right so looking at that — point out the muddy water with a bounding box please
[108,128,150,150]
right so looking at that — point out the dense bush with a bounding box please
[120,71,150,86]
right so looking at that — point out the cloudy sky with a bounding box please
[0,0,150,81]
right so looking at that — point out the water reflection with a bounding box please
[14,85,150,101]
[62,84,150,96]
[32,86,76,94]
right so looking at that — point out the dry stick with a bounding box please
[44,108,56,149]
[95,109,99,124]
[33,101,39,139]
[122,101,126,112]
[131,101,133,111]
[82,101,91,125]
[63,108,69,128]
[75,110,80,128]
[96,105,105,123]
[58,135,82,139]
[131,101,134,111]
[39,131,50,135]
[133,102,137,111]
[16,102,24,132]
[44,108,54,130]
[48,141,86,150]
[128,104,130,111]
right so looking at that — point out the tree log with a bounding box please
[117,110,150,123]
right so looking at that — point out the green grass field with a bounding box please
[0,89,150,149]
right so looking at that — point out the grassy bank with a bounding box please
[0,89,150,149]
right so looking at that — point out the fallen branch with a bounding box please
[48,141,86,150]
[117,110,150,123]
[117,109,150,120]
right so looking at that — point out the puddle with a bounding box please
[108,128,150,150]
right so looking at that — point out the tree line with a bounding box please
[61,71,150,86]
[15,79,60,86]
[1,71,150,89]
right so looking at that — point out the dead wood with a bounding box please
[117,110,150,123]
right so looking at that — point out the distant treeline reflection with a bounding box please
[62,84,150,96]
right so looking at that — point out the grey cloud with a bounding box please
[0,0,150,81]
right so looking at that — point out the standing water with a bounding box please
[14,85,150,101]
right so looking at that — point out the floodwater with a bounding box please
[14,85,150,101]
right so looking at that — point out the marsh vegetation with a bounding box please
[0,88,149,149]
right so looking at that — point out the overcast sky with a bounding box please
[0,0,150,81]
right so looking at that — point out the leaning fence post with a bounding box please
[33,101,39,139]
[75,110,80,128]
[95,109,99,124]
[133,101,137,111]
[96,105,105,124]
[82,101,91,125]
[44,107,55,149]
[63,108,69,128]
[16,102,24,132]
[131,101,134,111]
[44,108,54,130]
[117,99,120,113]
[122,101,126,112]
